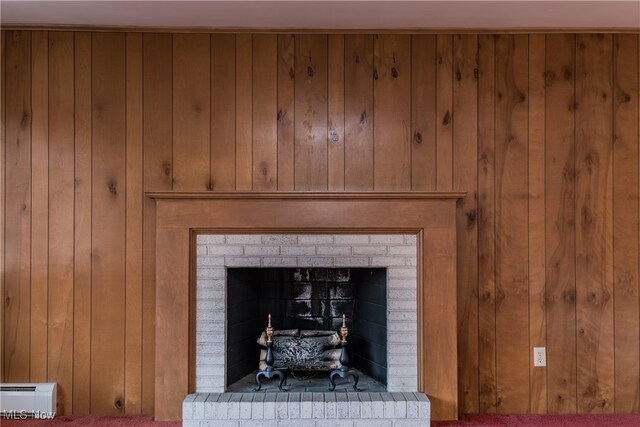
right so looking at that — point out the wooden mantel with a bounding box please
[149,192,464,421]
[147,191,465,200]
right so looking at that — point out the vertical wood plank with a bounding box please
[423,221,458,420]
[545,33,577,414]
[344,34,374,190]
[613,33,640,414]
[91,32,126,414]
[210,34,236,191]
[453,33,479,414]
[142,33,173,414]
[73,31,92,415]
[411,35,437,191]
[327,34,345,191]
[575,33,614,413]
[154,226,190,421]
[143,33,173,192]
[173,34,210,191]
[0,30,6,383]
[277,34,295,190]
[477,34,497,413]
[373,34,411,190]
[528,33,547,414]
[30,30,49,384]
[125,32,143,414]
[235,34,252,191]
[294,34,328,190]
[4,29,32,383]
[48,31,75,415]
[436,35,453,191]
[494,34,530,413]
[252,35,277,191]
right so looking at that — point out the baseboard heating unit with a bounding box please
[0,383,56,418]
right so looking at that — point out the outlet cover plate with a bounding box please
[534,347,546,367]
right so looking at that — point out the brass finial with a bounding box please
[340,313,348,342]
[266,314,273,344]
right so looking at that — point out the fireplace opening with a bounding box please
[226,267,387,392]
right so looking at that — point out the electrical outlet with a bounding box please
[533,347,546,367]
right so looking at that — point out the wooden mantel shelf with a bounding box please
[146,191,467,200]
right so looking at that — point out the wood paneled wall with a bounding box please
[2,30,639,417]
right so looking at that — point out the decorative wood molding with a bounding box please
[146,191,466,200]
[2,25,640,34]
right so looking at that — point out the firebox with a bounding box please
[226,267,388,390]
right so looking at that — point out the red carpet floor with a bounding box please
[2,414,639,426]
[0,416,178,427]
[432,414,640,426]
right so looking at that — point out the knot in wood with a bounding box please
[162,161,172,177]
[391,67,399,78]
[584,152,598,169]
[480,290,492,302]
[581,206,593,227]
[442,111,452,126]
[414,131,423,144]
[373,68,379,80]
[359,110,368,125]
[21,112,30,129]
[307,66,314,77]
[466,210,477,228]
[108,182,117,195]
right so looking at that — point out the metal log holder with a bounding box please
[328,314,360,391]
[254,314,288,391]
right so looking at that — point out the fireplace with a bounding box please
[149,192,461,421]
[224,267,388,388]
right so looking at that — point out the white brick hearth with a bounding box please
[186,233,429,426]
[183,392,430,427]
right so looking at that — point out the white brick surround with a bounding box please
[195,234,419,393]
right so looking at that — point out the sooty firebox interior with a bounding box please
[226,268,387,390]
